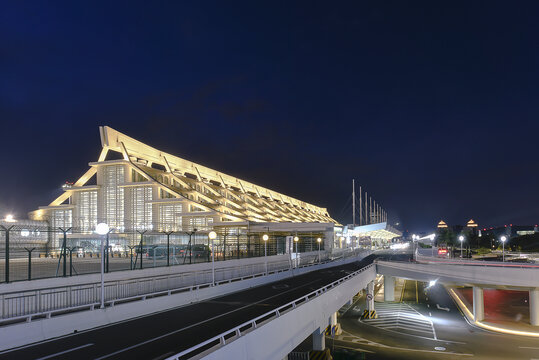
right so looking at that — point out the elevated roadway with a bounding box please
[0,253,409,359]
[376,259,539,326]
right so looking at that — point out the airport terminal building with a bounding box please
[27,126,341,252]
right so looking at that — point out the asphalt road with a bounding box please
[335,278,539,360]
[0,252,404,360]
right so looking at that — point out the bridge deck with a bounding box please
[0,256,377,360]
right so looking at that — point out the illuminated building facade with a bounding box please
[29,126,338,248]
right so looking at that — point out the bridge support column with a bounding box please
[330,312,337,327]
[384,275,395,302]
[366,281,375,311]
[473,286,484,322]
[312,327,325,351]
[530,288,539,326]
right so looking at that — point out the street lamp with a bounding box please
[500,235,507,262]
[317,237,322,264]
[95,222,109,309]
[458,235,464,259]
[263,234,269,275]
[209,231,217,286]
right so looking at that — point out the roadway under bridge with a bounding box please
[376,260,539,326]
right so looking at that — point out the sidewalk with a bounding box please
[447,286,539,337]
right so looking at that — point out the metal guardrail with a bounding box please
[415,254,539,268]
[0,250,366,325]
[166,262,375,360]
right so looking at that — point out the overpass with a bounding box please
[376,259,539,326]
[0,249,388,359]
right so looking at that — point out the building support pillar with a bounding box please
[367,281,375,311]
[312,327,325,351]
[530,288,539,326]
[384,275,395,302]
[473,286,484,322]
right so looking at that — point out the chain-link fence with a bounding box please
[0,224,325,283]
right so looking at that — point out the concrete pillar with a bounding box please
[366,281,375,311]
[330,312,337,326]
[530,288,539,326]
[384,276,395,302]
[473,286,484,322]
[312,327,325,351]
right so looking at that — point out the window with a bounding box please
[103,165,125,229]
[76,190,97,232]
[158,203,183,231]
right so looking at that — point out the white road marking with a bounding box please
[362,302,438,340]
[95,278,322,359]
[36,343,93,360]
[520,346,539,349]
[437,304,450,312]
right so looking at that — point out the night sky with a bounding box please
[2,1,539,232]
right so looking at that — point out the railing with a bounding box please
[0,250,366,325]
[414,254,539,268]
[166,263,375,360]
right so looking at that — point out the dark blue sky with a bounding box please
[2,1,539,232]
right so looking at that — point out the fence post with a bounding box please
[136,230,147,270]
[24,247,36,280]
[59,228,71,277]
[0,226,14,283]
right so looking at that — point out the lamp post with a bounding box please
[458,235,464,259]
[95,223,109,309]
[209,231,217,286]
[500,235,507,262]
[294,236,299,267]
[263,234,269,275]
[317,237,322,264]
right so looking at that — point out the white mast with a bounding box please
[352,179,356,228]
[359,186,362,226]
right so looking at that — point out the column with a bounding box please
[530,288,539,326]
[312,327,325,351]
[473,286,484,322]
[384,276,395,302]
[330,312,337,327]
[367,281,375,311]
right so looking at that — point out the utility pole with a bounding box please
[352,179,356,228]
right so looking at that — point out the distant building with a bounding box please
[437,220,448,229]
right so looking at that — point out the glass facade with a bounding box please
[126,186,153,230]
[158,203,182,231]
[74,190,97,232]
[103,165,125,229]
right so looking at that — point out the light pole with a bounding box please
[294,236,299,267]
[500,235,507,262]
[458,235,464,259]
[209,231,217,286]
[317,237,322,264]
[95,223,109,309]
[263,234,269,274]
